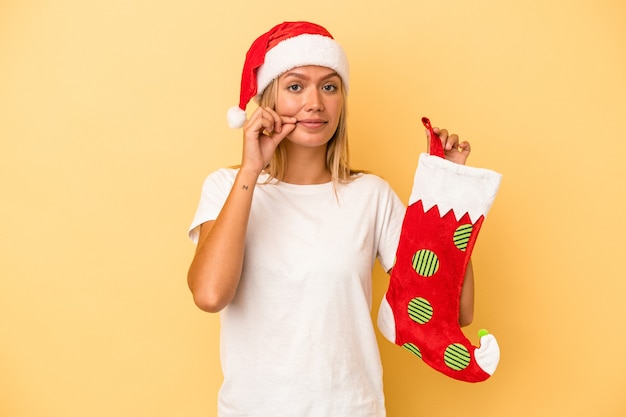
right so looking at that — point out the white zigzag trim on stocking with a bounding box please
[409,153,503,223]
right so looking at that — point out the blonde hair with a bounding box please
[259,77,357,183]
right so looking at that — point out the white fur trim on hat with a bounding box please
[256,33,349,100]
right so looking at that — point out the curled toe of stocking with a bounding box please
[474,332,500,376]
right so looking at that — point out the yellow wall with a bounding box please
[1,1,625,416]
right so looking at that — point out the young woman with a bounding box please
[187,21,473,417]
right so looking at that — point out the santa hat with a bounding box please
[227,21,349,128]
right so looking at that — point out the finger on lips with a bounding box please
[251,107,299,136]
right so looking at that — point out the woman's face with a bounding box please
[274,65,344,148]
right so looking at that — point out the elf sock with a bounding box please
[377,118,502,383]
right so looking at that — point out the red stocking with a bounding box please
[377,118,502,383]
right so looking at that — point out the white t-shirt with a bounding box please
[189,168,405,417]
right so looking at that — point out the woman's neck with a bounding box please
[281,144,331,185]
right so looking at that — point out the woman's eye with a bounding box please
[287,84,302,92]
[322,84,338,92]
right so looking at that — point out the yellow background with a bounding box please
[2,0,625,416]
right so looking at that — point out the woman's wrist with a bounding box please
[236,165,262,189]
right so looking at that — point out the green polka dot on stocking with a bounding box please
[412,249,439,277]
[453,224,473,251]
[444,343,471,371]
[408,297,433,324]
[403,343,422,359]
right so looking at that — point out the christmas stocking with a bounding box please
[377,117,502,383]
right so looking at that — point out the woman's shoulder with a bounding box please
[341,172,404,212]
[344,171,400,200]
[350,171,393,190]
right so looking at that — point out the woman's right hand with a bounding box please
[241,106,297,174]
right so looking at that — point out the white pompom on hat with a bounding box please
[227,21,349,128]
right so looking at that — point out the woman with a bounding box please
[187,21,473,417]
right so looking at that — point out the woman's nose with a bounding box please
[304,89,324,111]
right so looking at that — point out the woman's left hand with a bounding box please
[427,127,471,165]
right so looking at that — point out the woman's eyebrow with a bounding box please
[320,71,340,80]
[282,71,340,80]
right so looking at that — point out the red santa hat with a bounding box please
[227,21,349,128]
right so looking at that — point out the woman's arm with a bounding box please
[187,106,296,313]
[429,125,475,326]
[458,260,475,327]
[434,128,474,327]
[187,167,259,312]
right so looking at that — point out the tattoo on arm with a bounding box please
[241,185,249,190]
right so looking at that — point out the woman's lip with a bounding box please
[296,119,327,127]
